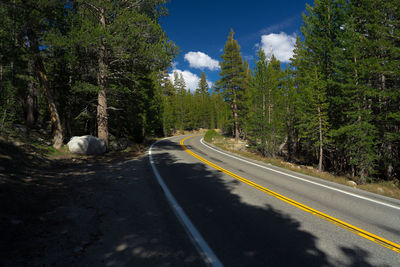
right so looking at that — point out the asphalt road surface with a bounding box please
[150,135,400,266]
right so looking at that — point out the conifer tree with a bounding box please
[216,29,248,141]
[66,0,175,147]
[295,0,340,171]
[196,71,210,129]
[248,48,269,155]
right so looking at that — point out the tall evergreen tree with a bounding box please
[248,48,269,155]
[216,29,248,142]
[66,0,176,147]
[294,0,342,171]
[195,71,211,129]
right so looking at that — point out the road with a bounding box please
[150,135,400,266]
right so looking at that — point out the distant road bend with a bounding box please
[149,135,400,266]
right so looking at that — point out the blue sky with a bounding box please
[160,0,313,91]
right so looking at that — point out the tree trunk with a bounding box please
[97,7,109,148]
[0,64,2,91]
[278,136,288,156]
[386,143,393,180]
[359,167,366,185]
[233,90,239,142]
[28,29,63,149]
[262,90,267,154]
[318,105,323,172]
[268,87,272,124]
[26,59,36,127]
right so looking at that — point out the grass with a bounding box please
[207,134,400,200]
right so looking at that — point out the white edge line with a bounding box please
[200,138,400,211]
[149,138,223,267]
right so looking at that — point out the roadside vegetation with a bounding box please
[204,130,400,200]
[210,0,400,189]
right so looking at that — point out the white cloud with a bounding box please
[184,51,220,71]
[260,32,296,63]
[169,69,212,92]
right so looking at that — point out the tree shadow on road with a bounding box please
[150,139,329,266]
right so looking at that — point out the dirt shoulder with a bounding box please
[0,140,203,266]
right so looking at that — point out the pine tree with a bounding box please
[248,49,284,156]
[330,0,400,182]
[282,67,299,160]
[196,71,210,129]
[174,72,186,131]
[266,54,285,156]
[294,0,342,171]
[1,0,67,148]
[216,29,248,142]
[66,0,176,147]
[248,48,269,155]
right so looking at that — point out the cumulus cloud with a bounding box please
[260,32,296,63]
[169,69,213,92]
[184,51,220,71]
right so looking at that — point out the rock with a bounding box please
[110,137,129,151]
[67,135,106,155]
[347,180,357,187]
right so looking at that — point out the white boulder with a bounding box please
[67,135,106,155]
[347,180,357,187]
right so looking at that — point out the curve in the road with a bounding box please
[200,137,400,211]
[180,135,400,254]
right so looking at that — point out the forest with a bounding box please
[1,0,399,184]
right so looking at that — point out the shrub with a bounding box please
[204,129,222,142]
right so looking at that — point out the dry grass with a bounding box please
[210,137,400,200]
[172,128,208,136]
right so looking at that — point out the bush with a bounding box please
[204,129,222,142]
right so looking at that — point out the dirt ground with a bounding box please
[0,141,204,266]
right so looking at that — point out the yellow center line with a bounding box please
[180,135,400,254]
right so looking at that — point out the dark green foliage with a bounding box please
[156,71,229,134]
[216,29,248,141]
[195,71,212,129]
[212,0,399,184]
[247,49,285,156]
[0,0,179,143]
[288,0,400,182]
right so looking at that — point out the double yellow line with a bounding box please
[180,136,400,254]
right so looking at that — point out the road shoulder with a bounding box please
[0,145,203,266]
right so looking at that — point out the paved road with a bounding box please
[150,135,400,266]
